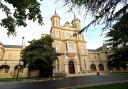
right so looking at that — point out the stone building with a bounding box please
[0,11,109,78]
[51,11,109,76]
[0,43,28,78]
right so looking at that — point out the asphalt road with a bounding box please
[0,74,128,89]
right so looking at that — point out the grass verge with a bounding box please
[77,82,128,89]
[0,77,31,81]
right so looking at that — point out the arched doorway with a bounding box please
[13,65,24,78]
[0,65,10,78]
[68,61,75,74]
[99,64,104,71]
[90,64,97,71]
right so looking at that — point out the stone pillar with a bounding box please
[9,66,14,78]
[64,63,68,74]
[76,64,81,74]
[104,63,109,72]
[96,64,99,72]
[86,61,90,71]
[23,67,28,77]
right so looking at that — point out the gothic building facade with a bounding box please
[51,11,109,76]
[0,11,109,78]
[0,43,28,78]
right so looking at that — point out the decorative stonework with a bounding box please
[0,11,110,78]
[66,52,76,57]
[51,11,109,75]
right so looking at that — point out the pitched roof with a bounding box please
[88,44,108,53]
[88,49,98,52]
[96,47,103,51]
[4,45,22,48]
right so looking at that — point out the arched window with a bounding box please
[53,19,55,26]
[99,64,104,71]
[56,19,57,26]
[0,65,10,73]
[90,64,97,71]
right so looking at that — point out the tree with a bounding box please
[22,35,57,77]
[0,0,43,35]
[106,13,128,70]
[63,0,128,33]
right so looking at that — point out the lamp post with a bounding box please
[16,37,24,79]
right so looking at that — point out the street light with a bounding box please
[16,37,24,79]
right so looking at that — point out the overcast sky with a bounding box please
[0,0,107,49]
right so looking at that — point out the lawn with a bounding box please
[0,77,50,81]
[77,82,128,89]
[0,77,30,81]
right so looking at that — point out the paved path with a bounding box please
[0,74,128,89]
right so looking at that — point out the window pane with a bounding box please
[67,42,75,52]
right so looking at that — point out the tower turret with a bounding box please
[51,10,60,27]
[71,15,80,30]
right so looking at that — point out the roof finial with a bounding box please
[55,8,57,15]
[74,14,76,19]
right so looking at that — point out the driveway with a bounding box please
[0,74,128,89]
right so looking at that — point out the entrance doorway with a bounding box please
[68,61,75,74]
[0,65,10,78]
